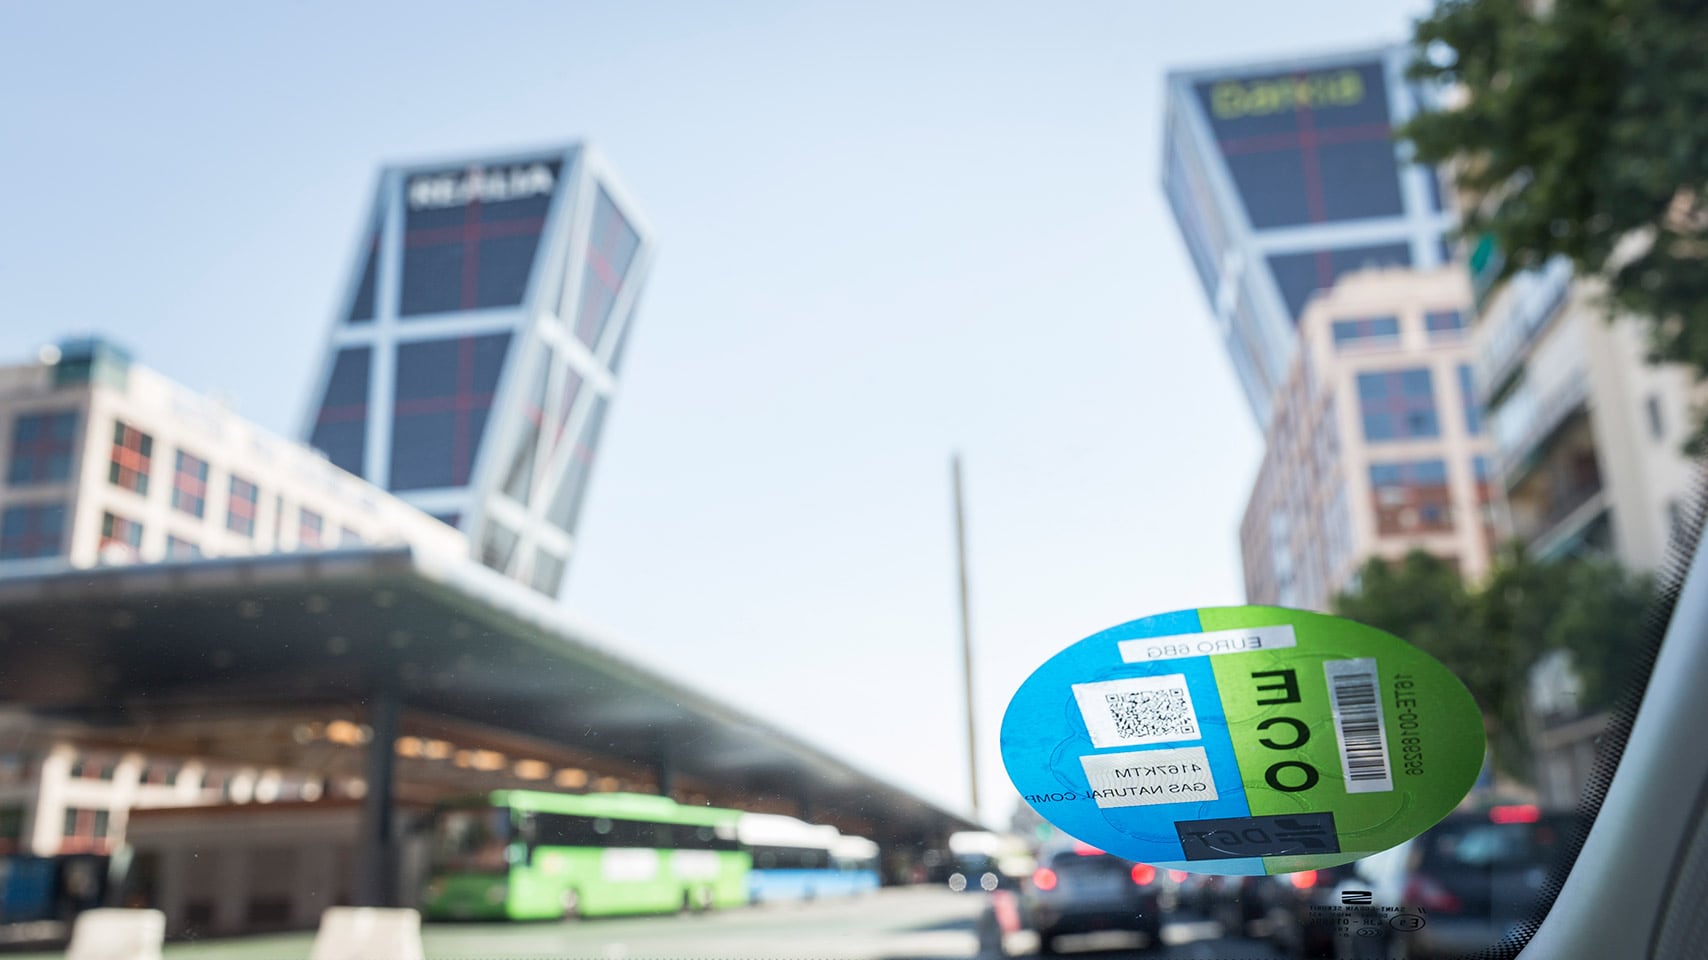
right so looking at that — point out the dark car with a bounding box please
[1387,806,1580,959]
[1021,845,1164,954]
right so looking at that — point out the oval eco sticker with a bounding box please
[1000,606,1485,876]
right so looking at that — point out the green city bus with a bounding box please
[422,790,749,920]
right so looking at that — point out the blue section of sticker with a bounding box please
[1001,609,1253,865]
[1150,857,1271,877]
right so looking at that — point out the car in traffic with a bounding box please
[1021,843,1164,954]
[1389,805,1579,958]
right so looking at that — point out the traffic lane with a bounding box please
[424,886,991,960]
[998,923,1286,959]
[3,889,990,960]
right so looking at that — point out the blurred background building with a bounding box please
[1162,44,1455,424]
[1469,249,1703,571]
[0,337,463,572]
[1240,267,1495,609]
[1167,41,1708,809]
[303,144,652,597]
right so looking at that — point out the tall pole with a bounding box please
[952,453,981,823]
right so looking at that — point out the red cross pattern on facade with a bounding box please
[406,173,546,313]
[1216,74,1394,289]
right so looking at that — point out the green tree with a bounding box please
[1401,0,1708,447]
[1333,547,1651,778]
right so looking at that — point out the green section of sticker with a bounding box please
[1197,606,1486,871]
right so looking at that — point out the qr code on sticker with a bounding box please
[1104,688,1197,741]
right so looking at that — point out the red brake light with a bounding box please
[1032,867,1058,891]
[1167,869,1188,883]
[1288,870,1317,890]
[1072,840,1104,856]
[1131,863,1156,886]
[1490,804,1541,824]
[1404,874,1463,913]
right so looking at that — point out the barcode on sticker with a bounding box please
[1324,658,1392,794]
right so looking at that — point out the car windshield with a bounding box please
[1,1,1699,958]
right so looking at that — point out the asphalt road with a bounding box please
[11,887,1288,959]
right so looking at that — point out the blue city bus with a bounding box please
[737,813,879,903]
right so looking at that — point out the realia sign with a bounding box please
[407,163,557,210]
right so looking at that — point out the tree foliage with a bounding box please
[1334,547,1651,777]
[1401,0,1708,447]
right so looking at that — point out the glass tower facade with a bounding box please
[1162,45,1454,424]
[303,145,653,596]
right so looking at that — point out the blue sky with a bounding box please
[0,0,1428,823]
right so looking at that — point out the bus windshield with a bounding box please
[432,806,511,875]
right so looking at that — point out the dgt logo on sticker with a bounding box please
[1175,813,1340,860]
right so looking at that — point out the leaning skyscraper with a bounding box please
[301,144,653,596]
[1162,46,1454,424]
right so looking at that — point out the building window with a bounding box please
[107,421,153,495]
[529,547,566,595]
[166,535,202,559]
[547,395,609,534]
[572,189,642,349]
[227,476,259,538]
[143,761,181,786]
[0,805,23,851]
[347,230,379,325]
[1267,242,1414,322]
[0,504,66,560]
[100,512,143,556]
[1358,369,1439,441]
[1370,460,1453,535]
[398,160,560,317]
[339,527,362,547]
[1647,395,1665,441]
[299,508,324,549]
[171,451,209,518]
[61,807,110,850]
[479,522,520,571]
[1459,365,1483,435]
[309,347,371,476]
[1331,315,1400,348]
[1196,61,1403,230]
[69,758,116,781]
[389,334,511,491]
[8,411,78,485]
[1425,309,1467,337]
[501,355,551,505]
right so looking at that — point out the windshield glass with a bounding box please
[1,1,1700,958]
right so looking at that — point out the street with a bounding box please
[12,888,1287,960]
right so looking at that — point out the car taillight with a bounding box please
[1288,870,1317,890]
[1404,873,1462,913]
[1131,863,1156,886]
[1032,868,1058,891]
[1167,869,1188,883]
[1490,804,1541,824]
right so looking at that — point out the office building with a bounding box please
[0,336,462,862]
[1162,45,1456,423]
[0,337,462,572]
[302,144,654,597]
[1240,267,1496,610]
